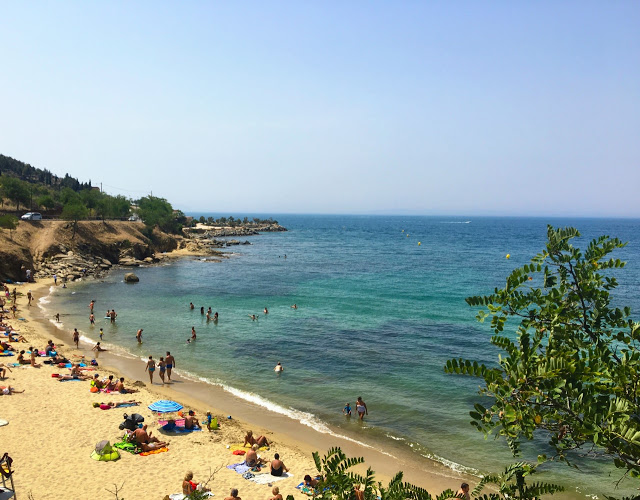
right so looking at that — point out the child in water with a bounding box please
[343,402,352,416]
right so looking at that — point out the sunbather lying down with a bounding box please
[0,386,24,395]
[93,400,141,409]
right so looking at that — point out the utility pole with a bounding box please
[100,182,102,193]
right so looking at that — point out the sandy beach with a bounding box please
[1,277,471,500]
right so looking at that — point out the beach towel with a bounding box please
[248,472,293,485]
[113,441,140,455]
[58,378,84,382]
[232,450,245,455]
[229,443,269,451]
[0,353,13,357]
[160,423,202,434]
[139,446,168,456]
[168,493,214,500]
[296,483,316,496]
[226,462,250,475]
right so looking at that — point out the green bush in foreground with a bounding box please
[446,226,640,495]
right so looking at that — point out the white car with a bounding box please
[21,212,43,221]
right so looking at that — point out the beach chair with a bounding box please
[0,453,16,499]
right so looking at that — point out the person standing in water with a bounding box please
[274,362,283,372]
[136,329,143,343]
[191,327,196,341]
[89,313,95,325]
[355,397,368,420]
[165,351,175,381]
[109,309,117,323]
[145,355,156,384]
[200,306,204,315]
[72,328,80,348]
[89,300,95,313]
[189,302,194,310]
[99,328,104,340]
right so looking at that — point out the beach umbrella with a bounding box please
[148,400,183,413]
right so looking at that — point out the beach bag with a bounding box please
[90,440,120,461]
[119,413,145,431]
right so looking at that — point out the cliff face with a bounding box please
[0,220,178,281]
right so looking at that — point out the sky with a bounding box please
[1,1,639,216]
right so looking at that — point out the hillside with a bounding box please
[0,220,181,281]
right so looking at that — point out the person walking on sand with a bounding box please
[136,328,143,343]
[145,356,155,384]
[165,351,175,380]
[158,357,166,384]
[89,313,95,325]
[109,309,117,323]
[55,313,60,322]
[72,328,80,348]
[356,396,368,420]
[27,290,32,306]
[53,273,57,286]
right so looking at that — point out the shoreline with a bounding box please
[31,276,474,490]
[5,269,587,499]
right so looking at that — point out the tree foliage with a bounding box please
[0,214,19,239]
[137,195,181,234]
[445,226,640,484]
[61,201,89,238]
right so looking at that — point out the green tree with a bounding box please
[137,195,181,234]
[37,194,58,211]
[0,214,19,239]
[1,177,29,211]
[446,226,640,485]
[61,201,88,238]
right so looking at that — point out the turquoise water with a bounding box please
[45,216,640,497]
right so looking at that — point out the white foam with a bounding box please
[173,367,397,459]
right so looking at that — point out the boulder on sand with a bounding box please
[124,273,139,283]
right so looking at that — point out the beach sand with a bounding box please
[1,279,472,500]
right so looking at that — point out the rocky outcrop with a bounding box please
[124,272,139,283]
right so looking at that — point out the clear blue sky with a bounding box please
[1,1,638,216]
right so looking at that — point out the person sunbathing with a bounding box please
[244,430,269,448]
[244,445,265,467]
[0,364,12,379]
[185,411,200,429]
[269,453,288,476]
[268,486,283,500]
[104,375,116,391]
[29,347,41,367]
[224,488,241,500]
[182,471,210,495]
[16,350,29,365]
[0,386,24,395]
[0,341,14,351]
[303,475,320,488]
[91,374,104,389]
[114,377,138,394]
[131,425,168,451]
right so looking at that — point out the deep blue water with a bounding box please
[45,215,640,497]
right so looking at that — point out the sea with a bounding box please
[41,215,640,498]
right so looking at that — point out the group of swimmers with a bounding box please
[343,396,369,420]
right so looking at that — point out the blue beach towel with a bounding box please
[160,423,202,434]
[64,363,86,368]
[227,462,251,475]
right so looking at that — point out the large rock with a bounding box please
[124,273,139,283]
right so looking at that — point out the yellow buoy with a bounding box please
[506,254,510,259]
[406,234,409,237]
[418,242,421,246]
[401,229,404,232]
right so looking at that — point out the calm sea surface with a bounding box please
[44,215,640,497]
